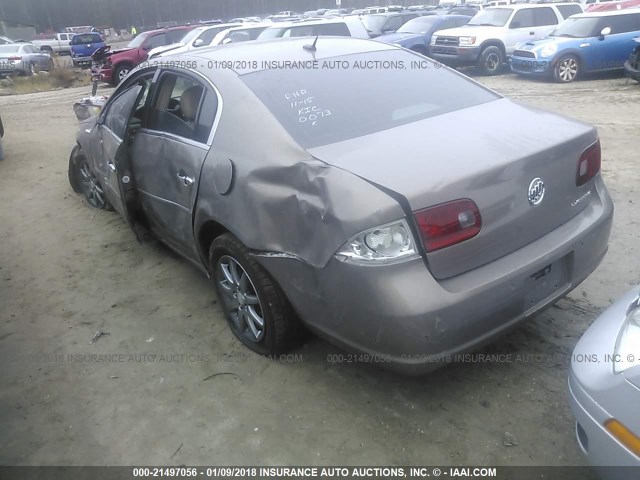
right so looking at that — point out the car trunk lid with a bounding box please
[308,98,599,279]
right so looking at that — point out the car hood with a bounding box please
[516,36,581,52]
[376,32,423,44]
[433,25,501,37]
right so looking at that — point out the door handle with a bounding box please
[107,160,116,172]
[177,170,194,186]
[529,31,534,35]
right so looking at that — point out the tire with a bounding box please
[68,145,112,210]
[410,45,428,56]
[112,63,132,86]
[24,62,36,76]
[477,45,505,76]
[553,54,580,83]
[210,233,301,356]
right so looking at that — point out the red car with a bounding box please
[586,0,640,12]
[94,25,196,85]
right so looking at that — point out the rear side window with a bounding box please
[147,73,217,143]
[241,50,499,149]
[557,5,583,19]
[534,7,558,26]
[167,29,188,43]
[606,14,640,34]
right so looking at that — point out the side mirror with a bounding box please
[222,38,233,45]
[599,26,611,39]
[193,38,205,47]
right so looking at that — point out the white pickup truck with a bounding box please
[32,33,73,55]
[430,3,584,75]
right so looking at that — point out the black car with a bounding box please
[362,12,423,37]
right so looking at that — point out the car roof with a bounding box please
[145,24,195,34]
[573,8,640,17]
[484,2,575,9]
[187,36,396,75]
[264,17,359,27]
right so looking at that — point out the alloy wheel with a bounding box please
[486,53,500,72]
[558,58,578,82]
[118,68,129,81]
[78,159,107,208]
[216,255,265,343]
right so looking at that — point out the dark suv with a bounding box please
[94,25,196,85]
[363,12,422,37]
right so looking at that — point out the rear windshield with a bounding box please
[71,34,102,44]
[241,49,499,149]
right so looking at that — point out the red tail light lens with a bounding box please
[8,56,22,61]
[576,140,601,187]
[414,199,482,252]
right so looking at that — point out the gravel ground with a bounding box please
[0,70,639,471]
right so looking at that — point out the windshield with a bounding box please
[127,32,150,48]
[0,45,20,53]
[468,8,513,27]
[71,34,102,44]
[363,14,388,31]
[550,17,601,38]
[241,50,499,149]
[397,17,441,33]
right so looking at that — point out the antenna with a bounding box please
[303,35,319,52]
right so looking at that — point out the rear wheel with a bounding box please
[477,46,504,76]
[553,55,580,83]
[210,233,301,356]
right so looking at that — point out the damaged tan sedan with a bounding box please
[68,37,613,374]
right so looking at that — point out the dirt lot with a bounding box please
[0,71,639,471]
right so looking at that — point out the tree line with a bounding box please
[0,0,437,33]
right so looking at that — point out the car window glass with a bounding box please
[103,85,143,139]
[534,7,558,26]
[511,9,535,28]
[145,33,167,50]
[316,23,351,36]
[383,16,404,31]
[557,5,582,19]
[607,14,640,34]
[147,73,212,142]
[197,27,222,45]
[241,49,499,149]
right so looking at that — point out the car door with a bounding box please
[129,69,219,260]
[532,7,559,38]
[585,14,640,71]
[96,73,154,223]
[504,8,538,53]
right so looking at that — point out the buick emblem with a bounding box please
[528,178,545,206]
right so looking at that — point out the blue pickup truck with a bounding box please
[70,33,105,68]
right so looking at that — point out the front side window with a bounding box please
[510,9,535,29]
[144,33,167,50]
[103,85,144,139]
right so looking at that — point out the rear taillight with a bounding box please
[414,199,482,252]
[8,56,22,61]
[576,139,601,187]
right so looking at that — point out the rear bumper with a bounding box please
[258,176,614,374]
[510,56,551,76]
[430,45,481,66]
